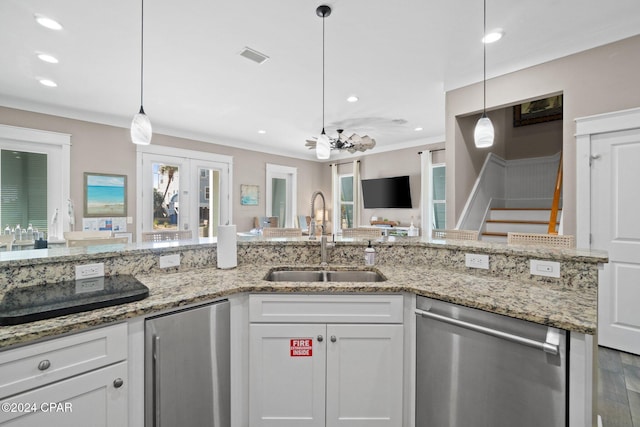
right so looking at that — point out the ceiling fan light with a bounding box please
[316,131,331,160]
[131,107,152,145]
[474,114,494,148]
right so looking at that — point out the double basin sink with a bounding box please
[265,268,386,283]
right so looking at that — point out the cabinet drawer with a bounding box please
[249,294,403,324]
[0,323,127,398]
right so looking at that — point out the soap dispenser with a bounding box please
[364,240,376,266]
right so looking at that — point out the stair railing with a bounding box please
[548,152,563,234]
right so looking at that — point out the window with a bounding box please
[432,165,446,229]
[266,164,297,228]
[0,125,70,240]
[339,175,354,229]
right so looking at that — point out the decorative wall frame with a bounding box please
[513,95,563,127]
[240,184,259,206]
[84,172,127,217]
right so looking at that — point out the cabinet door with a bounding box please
[326,324,403,427]
[0,361,127,427]
[249,324,326,427]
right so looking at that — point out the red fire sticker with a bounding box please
[290,338,313,357]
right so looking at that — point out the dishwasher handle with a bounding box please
[415,308,560,355]
[152,335,161,427]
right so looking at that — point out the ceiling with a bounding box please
[2,0,640,161]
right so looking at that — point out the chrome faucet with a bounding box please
[320,234,334,267]
[309,190,326,240]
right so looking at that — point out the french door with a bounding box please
[137,146,232,240]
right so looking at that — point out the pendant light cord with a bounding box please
[140,0,145,110]
[321,11,325,133]
[483,0,487,115]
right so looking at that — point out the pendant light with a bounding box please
[474,0,494,148]
[315,5,332,160]
[131,0,152,145]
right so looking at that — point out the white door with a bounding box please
[591,128,640,355]
[326,324,404,427]
[249,323,326,427]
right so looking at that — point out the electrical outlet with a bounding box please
[465,253,489,269]
[159,254,180,269]
[530,259,561,278]
[75,263,104,280]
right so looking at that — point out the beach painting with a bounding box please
[84,173,127,217]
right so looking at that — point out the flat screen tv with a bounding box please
[361,175,412,209]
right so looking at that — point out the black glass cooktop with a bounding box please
[0,275,149,325]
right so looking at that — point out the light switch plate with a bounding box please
[159,254,180,269]
[465,253,489,269]
[75,263,104,280]
[530,259,561,278]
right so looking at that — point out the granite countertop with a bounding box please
[0,263,597,349]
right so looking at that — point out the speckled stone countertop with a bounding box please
[0,261,598,349]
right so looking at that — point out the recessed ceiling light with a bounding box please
[35,15,63,31]
[257,130,266,134]
[414,127,423,131]
[37,53,59,64]
[39,79,57,87]
[482,30,504,44]
[346,95,359,103]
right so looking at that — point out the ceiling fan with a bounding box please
[305,129,376,154]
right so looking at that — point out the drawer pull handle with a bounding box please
[317,335,324,342]
[113,378,124,388]
[38,360,51,371]
[330,335,337,343]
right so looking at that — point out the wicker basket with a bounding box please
[141,230,193,242]
[507,232,575,248]
[342,228,383,239]
[432,229,479,241]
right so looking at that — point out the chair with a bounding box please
[507,232,575,248]
[262,228,303,238]
[66,236,130,247]
[432,229,479,240]
[297,215,311,233]
[342,227,383,239]
[141,230,193,242]
[254,216,279,228]
[0,234,15,252]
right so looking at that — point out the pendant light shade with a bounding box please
[315,5,331,160]
[474,0,494,148]
[474,113,494,148]
[316,130,331,160]
[131,0,152,145]
[131,106,152,145]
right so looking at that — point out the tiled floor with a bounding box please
[598,346,640,427]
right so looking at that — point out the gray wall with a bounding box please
[446,34,640,235]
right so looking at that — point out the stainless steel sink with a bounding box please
[265,269,386,282]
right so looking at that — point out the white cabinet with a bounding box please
[0,323,128,427]
[249,295,404,427]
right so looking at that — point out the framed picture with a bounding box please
[84,173,127,217]
[240,184,259,206]
[513,95,563,127]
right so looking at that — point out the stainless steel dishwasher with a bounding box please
[415,296,567,427]
[145,300,230,427]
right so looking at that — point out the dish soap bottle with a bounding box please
[364,240,376,266]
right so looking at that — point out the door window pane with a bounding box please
[271,178,287,227]
[432,165,446,229]
[153,163,179,230]
[199,168,219,237]
[1,150,48,235]
[340,175,354,229]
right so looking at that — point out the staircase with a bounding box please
[482,207,560,242]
